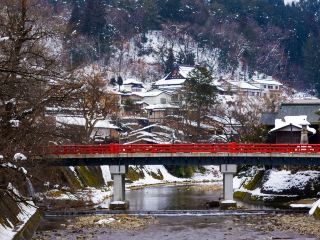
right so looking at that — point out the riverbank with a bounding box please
[33,213,319,240]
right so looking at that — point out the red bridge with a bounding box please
[43,143,320,208]
[44,143,320,166]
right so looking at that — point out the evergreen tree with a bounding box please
[110,77,116,86]
[117,76,123,91]
[164,48,175,74]
[182,66,218,141]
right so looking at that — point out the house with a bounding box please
[251,74,283,97]
[261,99,320,143]
[122,78,145,93]
[224,81,262,97]
[121,92,144,104]
[145,104,179,123]
[269,115,316,144]
[135,89,173,105]
[154,65,195,92]
[55,115,120,143]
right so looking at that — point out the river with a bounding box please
[126,183,270,210]
[33,184,318,240]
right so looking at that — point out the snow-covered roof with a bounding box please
[178,66,195,78]
[228,81,261,90]
[154,78,186,86]
[56,116,119,129]
[123,78,143,85]
[252,78,283,86]
[135,101,149,105]
[227,81,259,90]
[135,89,171,97]
[269,115,316,134]
[155,66,195,86]
[144,104,179,110]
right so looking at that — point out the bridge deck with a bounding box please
[43,143,320,166]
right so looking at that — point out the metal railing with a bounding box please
[44,143,320,155]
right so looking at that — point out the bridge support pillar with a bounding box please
[220,164,237,209]
[109,165,129,210]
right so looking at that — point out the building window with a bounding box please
[264,85,267,88]
[160,98,167,104]
[268,85,273,89]
[149,111,153,116]
[132,88,142,92]
[275,86,278,90]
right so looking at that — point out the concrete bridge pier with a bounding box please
[220,164,237,209]
[109,165,129,210]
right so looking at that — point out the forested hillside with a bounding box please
[47,0,320,93]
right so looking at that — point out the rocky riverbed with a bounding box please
[245,213,320,238]
[33,213,320,240]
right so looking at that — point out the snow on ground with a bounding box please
[233,175,246,189]
[0,186,37,240]
[309,199,320,215]
[234,169,320,203]
[262,170,319,193]
[127,165,222,187]
[45,187,112,204]
[108,30,221,81]
[101,165,112,183]
[13,153,27,161]
[96,218,115,225]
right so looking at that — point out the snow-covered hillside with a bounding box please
[109,30,221,81]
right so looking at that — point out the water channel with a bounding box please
[126,183,269,210]
[33,184,317,240]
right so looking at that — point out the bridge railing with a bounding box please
[44,143,320,155]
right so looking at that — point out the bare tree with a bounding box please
[0,0,72,157]
[72,66,120,142]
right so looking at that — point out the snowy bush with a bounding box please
[13,153,27,161]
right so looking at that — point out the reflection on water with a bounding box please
[126,184,273,210]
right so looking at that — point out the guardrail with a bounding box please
[44,143,320,155]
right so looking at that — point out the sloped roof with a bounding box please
[123,78,143,85]
[56,115,119,129]
[269,115,316,134]
[228,81,261,90]
[277,102,320,124]
[135,89,171,97]
[178,66,195,78]
[261,100,320,126]
[252,79,283,86]
[154,78,186,86]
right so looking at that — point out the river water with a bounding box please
[125,183,270,210]
[33,184,317,240]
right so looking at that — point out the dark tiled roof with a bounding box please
[277,103,320,124]
[261,101,320,126]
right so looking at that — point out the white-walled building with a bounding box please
[122,78,145,93]
[226,81,262,97]
[135,89,172,105]
[251,74,283,96]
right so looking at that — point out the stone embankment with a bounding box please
[0,189,41,240]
